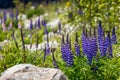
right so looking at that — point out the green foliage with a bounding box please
[26,7,44,19]
[65,0,120,29]
[59,55,120,80]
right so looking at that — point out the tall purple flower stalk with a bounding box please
[3,11,7,22]
[74,32,80,56]
[61,34,73,66]
[105,31,113,57]
[92,28,98,57]
[82,27,87,55]
[97,20,114,57]
[98,20,106,56]
[44,27,48,35]
[43,35,50,63]
[10,10,14,20]
[82,28,98,64]
[16,9,18,21]
[66,33,71,49]
[61,35,66,61]
[42,19,46,26]
[64,43,74,66]
[45,34,50,55]
[111,27,117,44]
[38,17,41,29]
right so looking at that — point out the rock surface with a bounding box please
[0,64,68,80]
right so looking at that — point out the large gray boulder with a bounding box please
[0,64,68,80]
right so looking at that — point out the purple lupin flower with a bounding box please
[89,28,98,57]
[35,21,37,28]
[111,26,117,44]
[10,10,14,20]
[42,19,46,26]
[66,33,71,50]
[44,27,48,35]
[61,35,66,61]
[38,17,41,29]
[82,27,87,55]
[64,43,74,66]
[61,34,74,66]
[45,43,50,55]
[86,37,93,65]
[16,9,18,21]
[74,32,80,56]
[3,11,7,22]
[92,28,98,57]
[30,19,33,30]
[99,31,105,56]
[45,34,50,55]
[82,28,98,65]
[78,9,82,15]
[105,31,113,57]
[98,20,105,56]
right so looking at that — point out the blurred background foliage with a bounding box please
[65,0,120,30]
[0,0,65,8]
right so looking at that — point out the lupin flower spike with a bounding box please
[3,11,7,22]
[75,32,80,56]
[10,10,14,20]
[42,19,46,26]
[106,31,113,57]
[16,9,18,21]
[38,17,41,29]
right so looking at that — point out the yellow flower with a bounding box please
[66,1,71,8]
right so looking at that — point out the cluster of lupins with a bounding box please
[2,10,19,22]
[61,20,117,66]
[61,34,74,66]
[0,10,19,31]
[29,17,50,35]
